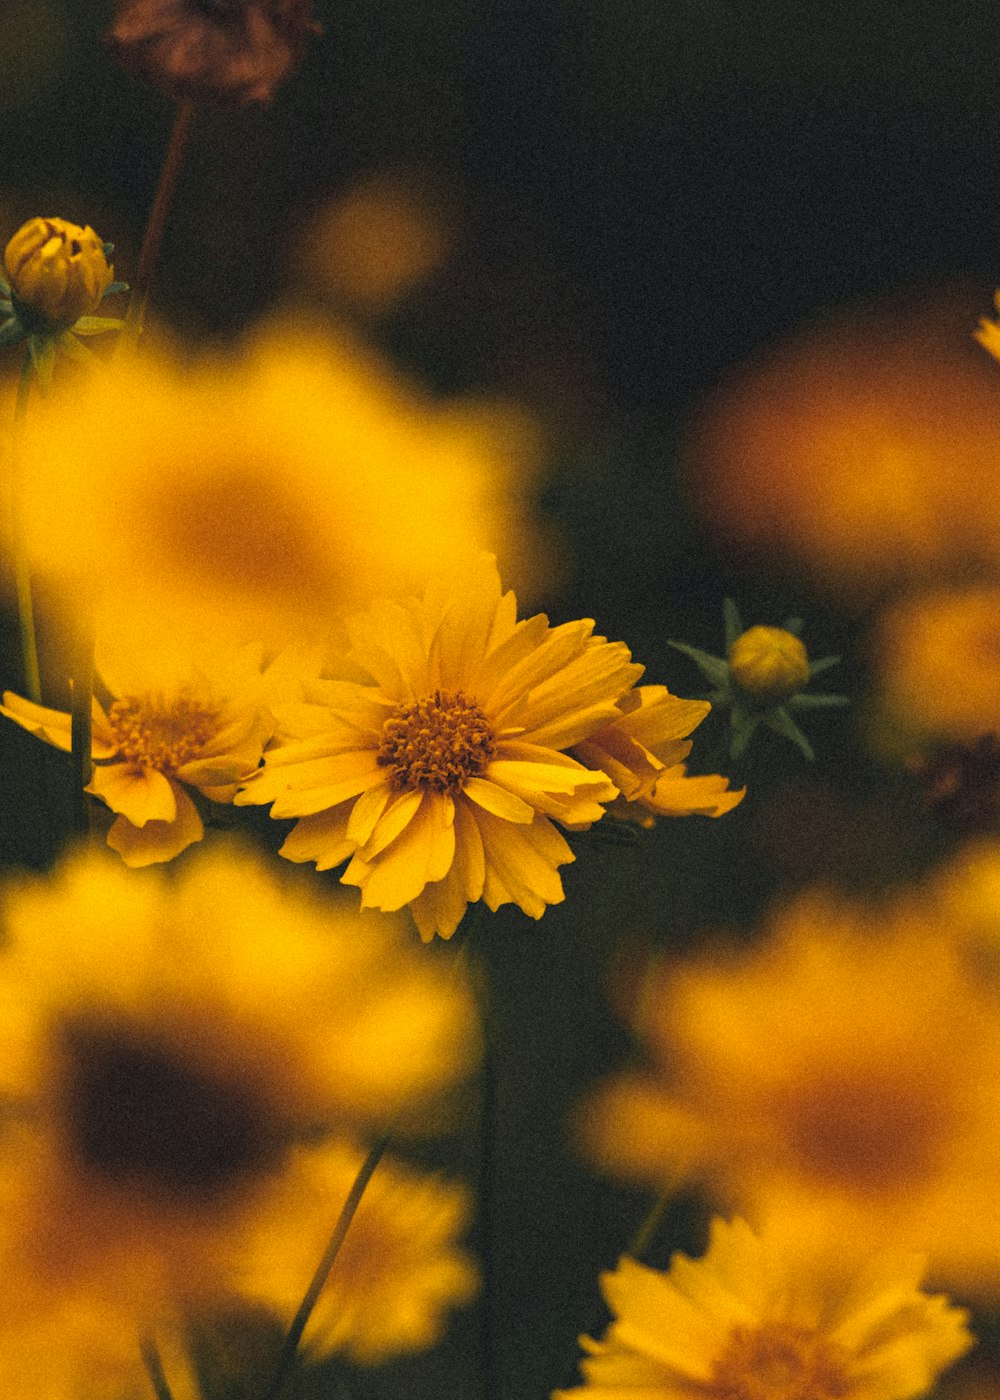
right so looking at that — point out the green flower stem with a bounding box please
[627,1181,675,1261]
[120,99,196,349]
[261,1131,391,1400]
[69,606,94,838]
[10,351,41,702]
[140,1336,177,1400]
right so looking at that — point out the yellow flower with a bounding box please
[17,323,544,646]
[729,625,810,702]
[0,845,477,1394]
[571,684,744,823]
[581,887,1000,1291]
[873,583,1000,745]
[555,1218,972,1400]
[241,1142,477,1365]
[237,555,643,938]
[4,217,113,329]
[1,637,309,865]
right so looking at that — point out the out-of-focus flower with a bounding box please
[0,845,477,1395]
[17,323,545,645]
[104,0,320,106]
[1,637,310,865]
[570,685,745,823]
[686,293,1000,597]
[581,886,1000,1291]
[243,1142,477,1365]
[911,735,1000,835]
[555,1217,972,1400]
[671,600,846,761]
[294,173,452,315]
[0,218,125,386]
[237,555,643,939]
[874,583,1000,746]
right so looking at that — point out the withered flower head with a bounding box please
[105,0,320,107]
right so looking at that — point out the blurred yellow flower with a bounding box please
[581,887,1000,1291]
[1,637,310,865]
[0,845,477,1393]
[4,217,112,329]
[237,555,642,938]
[17,322,544,645]
[570,685,744,822]
[555,1217,972,1400]
[873,583,1000,745]
[243,1142,477,1365]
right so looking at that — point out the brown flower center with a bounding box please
[59,1017,284,1202]
[707,1321,852,1400]
[376,689,496,794]
[106,692,219,773]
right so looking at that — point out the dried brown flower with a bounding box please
[104,0,320,107]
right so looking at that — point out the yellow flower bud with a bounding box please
[728,625,810,702]
[4,217,113,330]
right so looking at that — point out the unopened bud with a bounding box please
[729,625,809,703]
[4,218,113,331]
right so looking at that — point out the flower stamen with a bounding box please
[376,689,495,794]
[106,692,219,773]
[708,1321,852,1400]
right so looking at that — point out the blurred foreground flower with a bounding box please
[0,845,477,1395]
[243,1142,477,1365]
[238,555,645,938]
[105,0,320,106]
[555,1217,972,1400]
[1,636,312,865]
[582,885,1000,1291]
[0,217,125,385]
[17,323,543,645]
[671,600,846,761]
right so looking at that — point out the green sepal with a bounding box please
[102,242,115,259]
[0,316,25,348]
[788,692,850,710]
[0,271,9,297]
[722,598,743,650]
[0,299,13,316]
[27,335,55,394]
[73,315,125,336]
[57,332,98,365]
[667,640,730,686]
[783,616,804,636]
[808,654,841,677]
[102,280,129,298]
[764,706,815,760]
[729,705,762,760]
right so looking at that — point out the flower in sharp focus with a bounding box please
[671,600,847,761]
[17,324,543,645]
[241,1142,478,1365]
[1,637,311,865]
[236,554,643,939]
[0,845,477,1396]
[104,0,320,107]
[570,684,745,824]
[580,886,1000,1291]
[554,1218,972,1400]
[0,218,125,387]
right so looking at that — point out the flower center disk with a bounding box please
[107,692,219,773]
[707,1321,852,1400]
[376,689,496,794]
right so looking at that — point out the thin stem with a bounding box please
[69,604,94,838]
[10,352,40,701]
[120,99,196,349]
[478,1015,499,1400]
[261,1132,391,1400]
[141,1336,177,1400]
[627,1181,675,1261]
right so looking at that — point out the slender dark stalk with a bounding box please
[10,351,40,701]
[120,99,196,347]
[261,1132,391,1400]
[478,1011,499,1400]
[69,604,94,837]
[141,1336,177,1400]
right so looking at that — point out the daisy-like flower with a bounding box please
[571,684,745,824]
[237,555,644,939]
[1,637,308,865]
[242,1142,478,1365]
[555,1217,972,1400]
[580,886,1000,1291]
[17,324,543,645]
[0,845,477,1397]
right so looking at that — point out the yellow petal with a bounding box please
[105,786,204,866]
